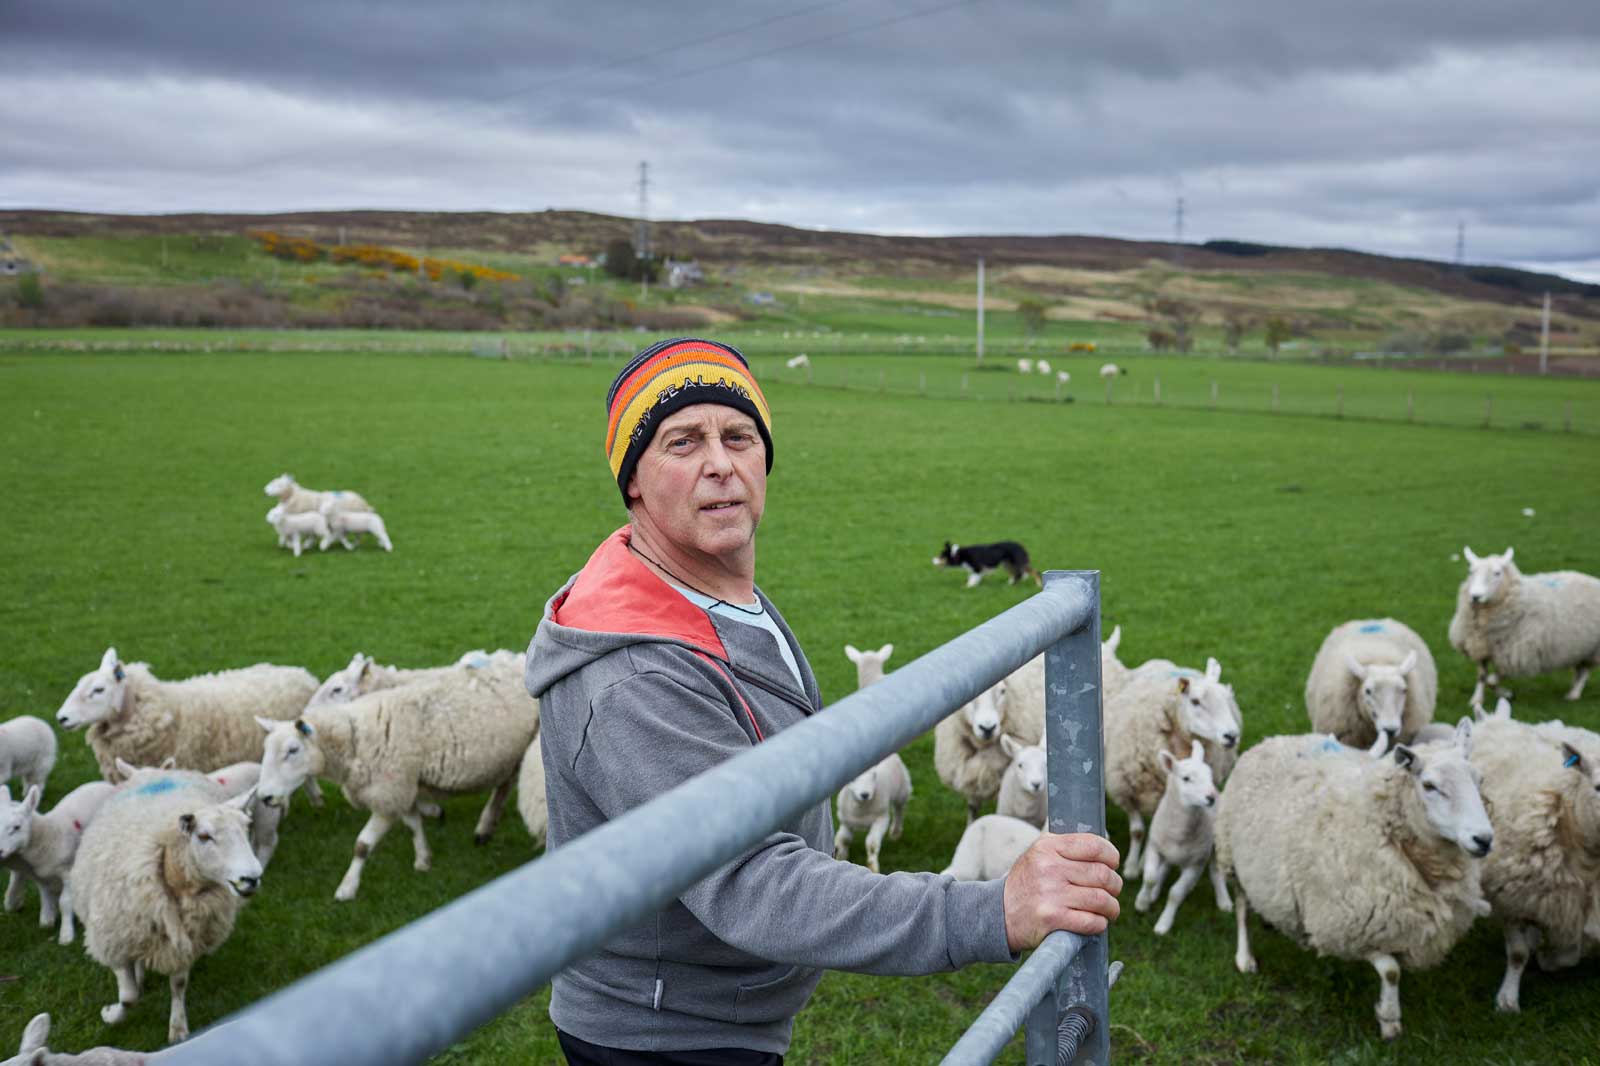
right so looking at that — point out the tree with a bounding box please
[1222,311,1253,353]
[1143,294,1200,353]
[1016,297,1050,336]
[602,239,659,283]
[1264,316,1293,356]
[16,272,43,309]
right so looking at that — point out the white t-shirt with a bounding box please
[668,583,805,693]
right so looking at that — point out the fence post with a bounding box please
[1483,394,1493,428]
[961,373,969,398]
[1336,386,1344,419]
[1210,381,1218,410]
[1407,389,1415,423]
[1026,570,1108,1066]
[1271,383,1279,413]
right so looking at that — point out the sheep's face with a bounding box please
[1396,722,1493,857]
[57,647,127,730]
[309,654,369,706]
[257,718,321,807]
[1176,659,1240,749]
[1347,652,1415,743]
[181,793,262,897]
[962,681,1007,745]
[846,766,879,804]
[1001,735,1047,795]
[0,785,38,860]
[1159,742,1218,809]
[263,473,295,499]
[1463,547,1515,605]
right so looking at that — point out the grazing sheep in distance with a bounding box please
[1099,363,1127,379]
[4,1014,147,1066]
[1056,369,1071,384]
[1036,359,1052,375]
[1215,723,1492,1040]
[1105,658,1242,876]
[934,679,1043,824]
[833,750,912,873]
[55,648,321,806]
[843,643,893,688]
[1,716,58,799]
[1305,619,1438,756]
[1449,547,1600,706]
[1017,358,1034,374]
[941,814,1040,881]
[785,353,810,369]
[270,509,328,557]
[71,773,262,1044]
[995,735,1046,828]
[1134,741,1229,935]
[0,781,115,943]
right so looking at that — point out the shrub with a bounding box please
[16,272,43,309]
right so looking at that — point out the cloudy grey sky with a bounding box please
[4,0,1599,279]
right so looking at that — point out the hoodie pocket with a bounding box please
[733,964,820,1025]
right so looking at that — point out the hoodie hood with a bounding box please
[526,526,736,699]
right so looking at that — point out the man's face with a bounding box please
[627,403,767,561]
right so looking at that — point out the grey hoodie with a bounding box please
[524,527,1014,1054]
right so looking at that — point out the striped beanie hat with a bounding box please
[605,337,773,502]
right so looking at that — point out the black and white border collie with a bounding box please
[933,541,1042,589]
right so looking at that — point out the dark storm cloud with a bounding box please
[2,1,1598,278]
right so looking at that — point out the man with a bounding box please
[525,337,1121,1065]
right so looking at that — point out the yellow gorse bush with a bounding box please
[247,231,518,284]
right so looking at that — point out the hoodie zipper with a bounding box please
[731,666,816,718]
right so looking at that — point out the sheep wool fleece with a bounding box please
[525,527,1014,1055]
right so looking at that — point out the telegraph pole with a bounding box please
[1174,195,1185,267]
[636,161,651,301]
[976,257,985,364]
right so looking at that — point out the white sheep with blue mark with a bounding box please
[1305,618,1438,756]
[1448,547,1600,706]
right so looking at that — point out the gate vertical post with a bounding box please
[1025,570,1107,1065]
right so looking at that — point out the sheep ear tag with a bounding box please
[114,664,125,681]
[295,719,313,737]
[1563,744,1582,770]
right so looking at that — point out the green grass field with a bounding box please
[3,340,1599,1064]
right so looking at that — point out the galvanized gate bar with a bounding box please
[939,930,1085,1065]
[163,576,1097,1066]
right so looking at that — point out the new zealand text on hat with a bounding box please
[605,337,774,501]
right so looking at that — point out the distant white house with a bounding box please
[746,291,777,306]
[664,258,705,288]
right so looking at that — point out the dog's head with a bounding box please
[932,541,958,568]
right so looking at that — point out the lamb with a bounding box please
[309,648,520,706]
[941,814,1041,881]
[269,508,329,557]
[516,733,547,849]
[1099,363,1126,379]
[1134,741,1230,935]
[1056,370,1071,384]
[255,656,538,901]
[1449,547,1600,706]
[263,472,371,519]
[56,647,322,807]
[4,1014,147,1066]
[1017,358,1034,374]
[2,715,58,798]
[995,735,1047,828]
[1036,359,1052,375]
[785,353,810,369]
[70,771,262,1044]
[1464,704,1600,1012]
[318,504,393,552]
[264,504,287,547]
[0,781,115,943]
[1305,618,1438,756]
[843,643,894,688]
[934,679,1043,824]
[113,758,283,869]
[1105,658,1242,876]
[1214,722,1493,1040]
[833,750,912,873]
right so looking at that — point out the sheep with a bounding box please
[55,647,323,808]
[2,716,58,799]
[934,679,1043,824]
[998,627,1128,735]
[516,732,547,849]
[1215,722,1493,1040]
[843,643,893,688]
[70,772,262,1044]
[941,814,1041,880]
[833,750,912,873]
[1449,547,1600,706]
[1134,740,1230,935]
[264,503,287,547]
[269,508,329,557]
[1101,624,1130,701]
[4,1014,147,1066]
[113,758,283,869]
[1056,369,1071,384]
[318,505,393,552]
[785,353,810,369]
[1036,359,1052,375]
[308,648,519,707]
[1099,363,1127,379]
[1017,358,1034,374]
[263,473,371,519]
[1305,619,1438,756]
[1463,706,1600,1012]
[995,735,1047,828]
[0,780,115,943]
[1105,657,1242,876]
[255,657,538,901]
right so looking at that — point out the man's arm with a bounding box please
[576,668,1118,975]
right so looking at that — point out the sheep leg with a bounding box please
[832,822,854,861]
[966,797,980,826]
[37,883,57,929]
[888,797,906,841]
[1496,923,1539,1012]
[1566,665,1591,701]
[473,779,514,844]
[1234,891,1257,973]
[1123,812,1146,878]
[403,809,432,871]
[335,812,395,902]
[300,778,325,807]
[166,968,192,1044]
[864,813,891,874]
[4,870,23,912]
[100,961,141,1025]
[1154,865,1204,936]
[57,877,76,945]
[290,532,304,558]
[1470,663,1488,709]
[1208,859,1233,912]
[340,534,357,551]
[1134,850,1167,912]
[1370,953,1403,1040]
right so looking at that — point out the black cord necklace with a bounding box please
[629,541,765,616]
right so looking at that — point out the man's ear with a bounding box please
[625,473,642,504]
